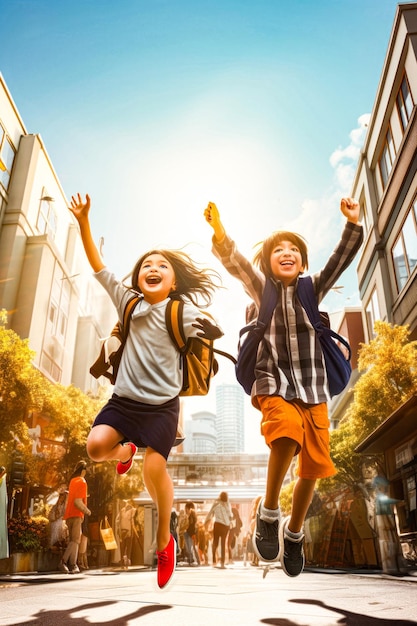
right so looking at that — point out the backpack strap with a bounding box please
[121,294,141,340]
[297,276,351,357]
[258,277,279,327]
[166,299,187,353]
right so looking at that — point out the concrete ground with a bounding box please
[0,561,416,626]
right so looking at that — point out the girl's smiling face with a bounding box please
[137,253,176,303]
[270,240,304,286]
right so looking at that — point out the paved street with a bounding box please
[1,562,416,626]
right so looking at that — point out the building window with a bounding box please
[392,201,417,292]
[365,288,380,339]
[378,127,396,188]
[396,74,414,132]
[359,197,369,236]
[0,122,16,191]
[37,192,57,240]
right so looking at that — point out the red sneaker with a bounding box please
[156,535,176,589]
[116,443,137,475]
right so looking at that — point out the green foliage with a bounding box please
[320,321,417,494]
[0,309,106,487]
[279,480,295,517]
[8,515,49,553]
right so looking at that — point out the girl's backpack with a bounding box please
[90,295,235,396]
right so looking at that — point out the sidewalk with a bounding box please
[1,561,417,625]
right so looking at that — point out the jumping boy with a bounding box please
[204,199,363,577]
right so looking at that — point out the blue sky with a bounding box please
[2,0,408,450]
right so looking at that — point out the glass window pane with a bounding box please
[393,237,408,290]
[3,138,15,171]
[387,129,395,163]
[402,209,417,275]
[402,78,413,118]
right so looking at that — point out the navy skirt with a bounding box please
[93,394,179,460]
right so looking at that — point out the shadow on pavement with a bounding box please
[6,600,173,625]
[261,598,417,626]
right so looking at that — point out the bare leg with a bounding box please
[264,437,298,510]
[289,478,316,533]
[86,424,133,463]
[143,447,173,551]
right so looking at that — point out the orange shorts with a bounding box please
[257,395,336,480]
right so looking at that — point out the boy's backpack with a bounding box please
[235,278,278,395]
[235,276,352,398]
[90,295,235,397]
[296,276,352,397]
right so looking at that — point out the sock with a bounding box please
[285,526,304,541]
[260,501,281,523]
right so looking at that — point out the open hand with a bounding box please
[192,317,224,340]
[69,193,91,221]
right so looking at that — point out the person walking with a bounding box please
[69,193,222,588]
[228,505,243,563]
[59,461,91,574]
[204,198,363,577]
[116,500,136,569]
[205,491,233,569]
[184,501,199,566]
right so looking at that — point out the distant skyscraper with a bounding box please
[215,383,244,453]
[183,410,217,454]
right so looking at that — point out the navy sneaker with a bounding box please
[252,498,280,562]
[279,516,305,577]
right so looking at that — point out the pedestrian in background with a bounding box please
[205,491,233,569]
[59,460,91,574]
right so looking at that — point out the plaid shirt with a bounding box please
[212,221,363,405]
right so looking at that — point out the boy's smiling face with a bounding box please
[137,253,176,303]
[270,240,304,286]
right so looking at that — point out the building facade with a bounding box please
[351,2,417,565]
[215,383,245,453]
[0,73,112,391]
[352,3,417,343]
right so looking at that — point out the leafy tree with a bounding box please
[319,321,417,494]
[0,313,41,460]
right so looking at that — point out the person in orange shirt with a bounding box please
[59,461,91,574]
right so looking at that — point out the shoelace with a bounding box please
[257,518,278,542]
[157,549,168,563]
[284,536,303,559]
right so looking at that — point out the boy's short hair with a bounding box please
[253,231,309,277]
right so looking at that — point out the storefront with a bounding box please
[356,394,417,566]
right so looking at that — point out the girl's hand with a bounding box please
[192,317,224,340]
[340,197,360,224]
[204,202,226,242]
[69,193,91,221]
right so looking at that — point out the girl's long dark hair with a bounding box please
[130,249,221,307]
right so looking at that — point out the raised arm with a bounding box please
[204,201,226,243]
[68,193,105,273]
[340,197,360,224]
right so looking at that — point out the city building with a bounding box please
[183,410,217,454]
[352,3,417,343]
[0,73,112,392]
[215,383,245,453]
[351,2,417,561]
